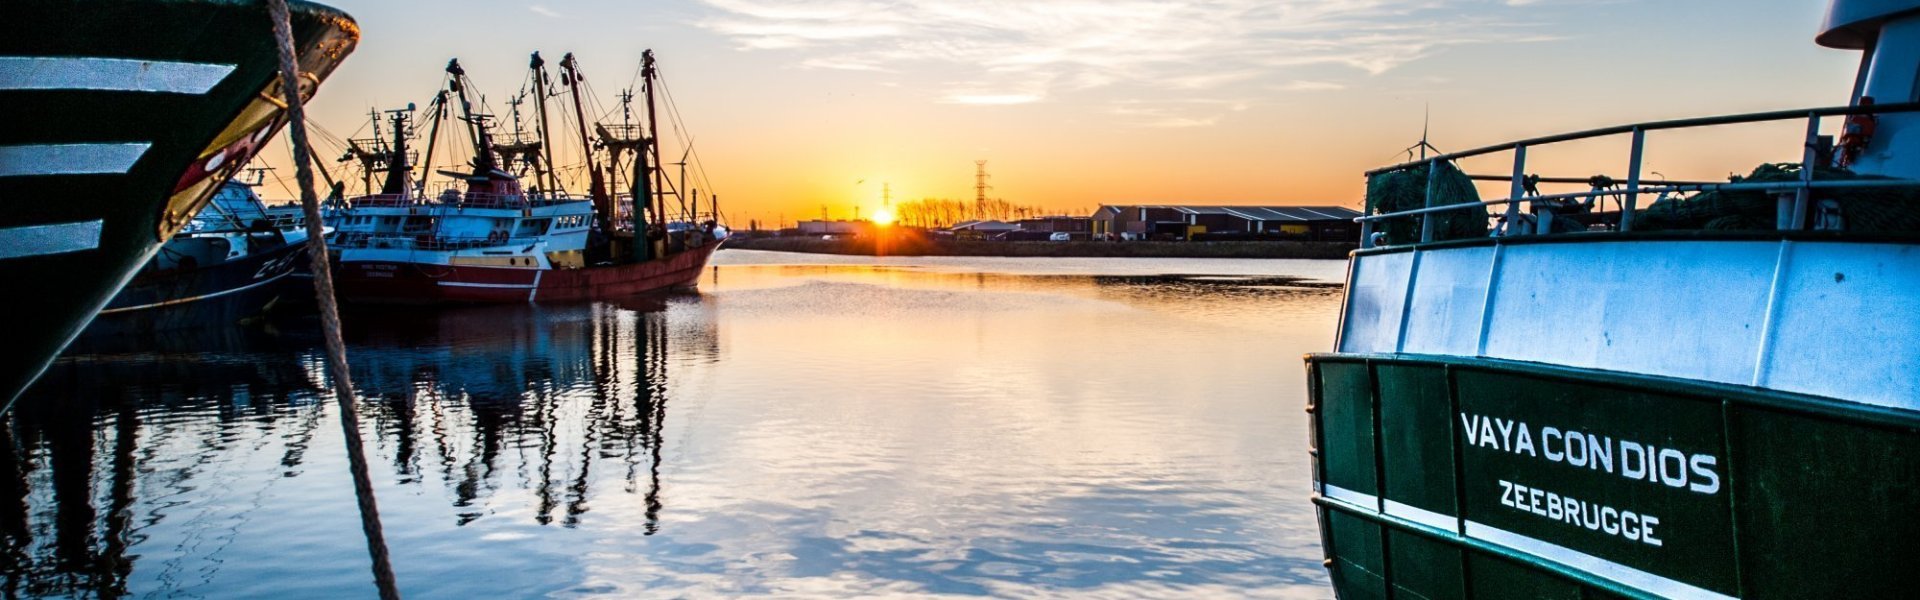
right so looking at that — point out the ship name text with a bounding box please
[1460,413,1721,495]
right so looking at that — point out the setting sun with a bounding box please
[870,207,896,226]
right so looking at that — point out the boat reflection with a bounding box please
[4,296,715,595]
[345,301,711,530]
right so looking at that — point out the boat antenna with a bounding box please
[243,166,273,187]
[379,103,414,195]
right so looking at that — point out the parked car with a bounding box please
[1048,232,1071,241]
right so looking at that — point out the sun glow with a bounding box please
[871,208,896,226]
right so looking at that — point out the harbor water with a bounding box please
[8,250,1346,598]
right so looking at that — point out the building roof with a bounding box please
[950,220,1020,231]
[1100,205,1361,222]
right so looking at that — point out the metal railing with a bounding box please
[1358,101,1920,248]
[330,231,548,252]
[346,183,589,211]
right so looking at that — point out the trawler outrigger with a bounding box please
[330,51,720,305]
[1307,2,1920,598]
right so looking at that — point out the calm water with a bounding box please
[9,250,1346,598]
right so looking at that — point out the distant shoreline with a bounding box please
[720,236,1356,259]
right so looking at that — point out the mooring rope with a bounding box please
[265,2,402,598]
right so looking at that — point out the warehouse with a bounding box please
[1091,205,1362,241]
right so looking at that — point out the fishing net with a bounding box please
[1636,163,1920,232]
[1364,160,1489,244]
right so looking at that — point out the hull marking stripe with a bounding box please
[97,269,292,314]
[0,57,234,94]
[1463,521,1737,600]
[1382,499,1459,533]
[0,220,103,259]
[0,143,151,176]
[1321,484,1379,510]
[436,280,538,289]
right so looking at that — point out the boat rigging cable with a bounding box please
[265,1,402,598]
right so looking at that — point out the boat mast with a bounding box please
[378,105,413,195]
[529,52,560,196]
[597,90,646,243]
[560,53,610,230]
[417,90,446,197]
[640,50,664,243]
[445,59,500,176]
[343,108,383,195]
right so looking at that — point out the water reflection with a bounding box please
[9,297,711,597]
[7,255,1343,598]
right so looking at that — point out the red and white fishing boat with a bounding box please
[332,51,720,305]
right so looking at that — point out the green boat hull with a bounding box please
[1307,353,1920,600]
[1,1,358,406]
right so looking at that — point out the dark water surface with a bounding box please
[10,250,1345,598]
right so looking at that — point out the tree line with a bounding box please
[891,197,1079,229]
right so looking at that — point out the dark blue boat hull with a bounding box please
[83,240,305,337]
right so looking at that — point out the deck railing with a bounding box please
[1358,102,1920,248]
[331,231,547,252]
[346,184,588,211]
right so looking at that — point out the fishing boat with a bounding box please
[84,173,308,336]
[331,51,721,305]
[0,1,358,405]
[1307,2,1920,598]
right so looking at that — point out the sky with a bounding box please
[274,0,1861,226]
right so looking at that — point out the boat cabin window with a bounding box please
[402,216,436,233]
[516,218,552,236]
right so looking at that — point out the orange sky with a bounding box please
[268,1,1862,227]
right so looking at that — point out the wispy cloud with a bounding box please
[942,94,1045,105]
[696,0,1559,123]
[529,4,562,18]
[1274,80,1346,92]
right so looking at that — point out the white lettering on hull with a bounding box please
[1461,412,1722,495]
[1498,479,1662,547]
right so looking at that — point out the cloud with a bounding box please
[1108,99,1246,128]
[1274,80,1346,92]
[941,94,1044,105]
[529,4,561,18]
[696,0,1557,110]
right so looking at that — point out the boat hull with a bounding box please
[83,238,304,336]
[1310,235,1920,599]
[1,1,358,404]
[335,243,718,305]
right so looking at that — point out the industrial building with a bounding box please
[1091,205,1362,241]
[947,220,1021,240]
[795,220,876,237]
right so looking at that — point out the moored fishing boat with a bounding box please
[1,0,358,405]
[84,175,308,336]
[1306,2,1920,599]
[331,51,721,306]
